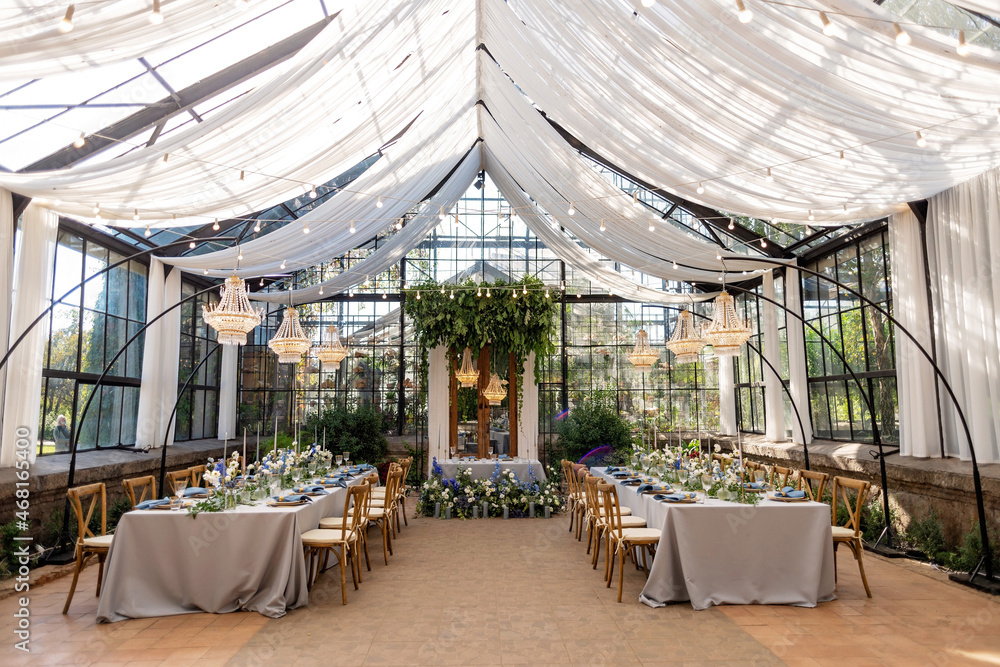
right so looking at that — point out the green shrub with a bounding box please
[943,521,1000,574]
[554,388,632,463]
[304,404,391,465]
[903,508,948,562]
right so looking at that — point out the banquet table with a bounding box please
[593,468,836,610]
[96,483,355,623]
[437,458,546,482]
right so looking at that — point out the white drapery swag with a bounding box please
[427,345,450,471]
[784,268,813,444]
[0,189,12,446]
[217,345,238,442]
[134,260,180,449]
[889,210,941,459]
[1,204,57,467]
[718,357,737,436]
[519,352,539,461]
[762,271,786,442]
[926,169,1000,464]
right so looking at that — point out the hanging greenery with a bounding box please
[403,277,559,368]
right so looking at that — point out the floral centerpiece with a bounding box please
[417,459,564,519]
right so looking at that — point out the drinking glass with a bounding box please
[343,451,351,467]
[307,461,316,479]
[269,474,280,497]
[173,478,188,511]
[291,466,303,490]
[754,469,765,486]
[677,468,688,486]
[335,454,343,468]
[700,474,714,499]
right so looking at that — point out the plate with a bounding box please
[151,502,190,510]
[660,497,698,504]
[769,494,809,502]
[641,487,672,495]
[267,500,309,507]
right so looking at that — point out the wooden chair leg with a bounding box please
[381,523,389,565]
[96,553,105,596]
[640,545,649,576]
[617,545,626,602]
[62,550,84,615]
[386,519,394,556]
[361,531,372,571]
[833,543,839,583]
[350,546,359,590]
[592,528,602,569]
[400,496,408,527]
[338,546,348,605]
[568,500,575,533]
[854,540,872,598]
[606,544,615,589]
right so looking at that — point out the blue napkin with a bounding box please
[359,464,375,470]
[322,479,348,488]
[183,487,207,496]
[271,494,312,503]
[498,455,511,460]
[618,477,640,485]
[637,484,670,494]
[605,466,621,473]
[743,482,763,490]
[135,498,171,510]
[611,472,629,479]
[294,485,328,495]
[774,486,806,499]
[660,492,698,502]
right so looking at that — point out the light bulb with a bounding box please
[450,290,455,299]
[577,292,582,298]
[765,167,773,182]
[144,226,151,237]
[74,133,85,148]
[376,196,383,208]
[319,286,324,295]
[696,182,705,194]
[736,0,753,24]
[58,5,75,33]
[395,218,402,231]
[237,251,243,261]
[382,293,387,300]
[512,289,517,299]
[439,206,446,220]
[93,203,100,215]
[416,292,421,300]
[260,278,265,287]
[477,288,482,297]
[349,221,356,234]
[189,241,196,249]
[649,221,655,232]
[545,290,550,298]
[441,286,445,294]
[95,212,101,220]
[523,284,527,294]
[839,150,848,167]
[894,23,911,46]
[632,192,641,208]
[761,238,767,248]
[280,260,287,270]
[567,202,575,216]
[162,153,169,163]
[303,224,310,234]
[253,222,261,233]
[150,0,163,24]
[808,210,815,221]
[728,219,735,230]
[672,261,678,270]
[819,11,834,37]
[486,288,491,298]
[239,170,245,181]
[133,209,140,221]
[203,269,209,275]
[716,251,722,260]
[349,289,354,298]
[212,218,220,231]
[600,219,606,232]
[916,130,927,147]
[718,273,724,281]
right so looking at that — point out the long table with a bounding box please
[437,458,546,482]
[96,484,353,622]
[593,468,836,610]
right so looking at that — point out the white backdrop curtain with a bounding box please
[719,357,737,436]
[889,210,941,458]
[427,345,450,473]
[784,268,813,444]
[0,189,11,444]
[135,260,181,449]
[1,204,57,467]
[926,168,1000,463]
[217,345,238,442]
[518,352,539,461]
[762,271,786,442]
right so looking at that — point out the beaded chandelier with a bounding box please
[665,310,704,365]
[268,306,310,364]
[455,347,480,388]
[202,274,263,346]
[314,326,348,365]
[482,373,508,406]
[701,291,752,357]
[627,329,659,372]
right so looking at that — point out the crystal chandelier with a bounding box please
[482,373,508,406]
[665,310,704,365]
[627,329,660,372]
[701,291,752,357]
[314,326,348,365]
[202,274,263,346]
[268,306,311,364]
[455,347,480,388]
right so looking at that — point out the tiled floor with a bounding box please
[2,502,999,666]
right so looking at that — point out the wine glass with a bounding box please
[335,454,343,469]
[754,469,766,487]
[291,466,303,491]
[700,474,714,501]
[307,460,317,480]
[269,473,280,497]
[343,451,351,467]
[173,478,188,511]
[677,467,688,487]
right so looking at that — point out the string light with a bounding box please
[309,185,317,199]
[441,286,445,294]
[212,218,220,231]
[735,0,753,23]
[188,241,196,249]
[486,287,491,298]
[162,153,169,164]
[280,260,286,270]
[349,221,356,234]
[416,291,421,300]
[394,218,403,230]
[567,202,575,215]
[376,196,384,208]
[58,5,75,33]
[133,209,140,221]
[839,150,848,167]
[819,11,834,36]
[512,289,517,299]
[237,250,243,261]
[259,278,265,287]
[522,284,527,295]
[916,130,927,147]
[439,205,446,220]
[600,218,606,232]
[696,182,705,195]
[319,286,324,295]
[577,292,582,298]
[149,0,163,24]
[765,167,773,182]
[477,287,482,297]
[649,220,655,232]
[716,251,722,260]
[893,23,911,46]
[302,222,310,234]
[239,170,245,181]
[545,289,550,298]
[203,269,209,275]
[73,133,85,148]
[382,292,388,300]
[718,273,725,281]
[760,238,767,248]
[144,226,151,237]
[808,210,815,221]
[632,192,640,208]
[672,261,678,270]
[92,203,100,215]
[728,218,735,230]
[349,289,354,297]
[253,222,261,233]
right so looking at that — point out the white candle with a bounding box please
[243,428,247,474]
[223,431,227,462]
[273,414,278,452]
[256,423,260,464]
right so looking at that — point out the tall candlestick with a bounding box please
[323,427,326,451]
[223,431,227,462]
[243,428,247,475]
[256,423,260,465]
[273,413,278,452]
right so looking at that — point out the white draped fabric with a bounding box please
[427,345,450,470]
[718,357,737,436]
[0,189,12,443]
[1,204,57,467]
[784,268,813,444]
[217,345,238,442]
[0,0,296,80]
[889,210,941,459]
[953,2,1000,16]
[135,260,181,449]
[518,352,539,461]
[762,271,786,442]
[926,168,1000,463]
[494,0,1000,224]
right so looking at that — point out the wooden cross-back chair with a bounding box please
[797,469,830,502]
[770,465,794,489]
[742,460,766,483]
[561,460,582,535]
[711,452,734,471]
[353,467,401,566]
[122,475,156,507]
[598,482,661,602]
[831,476,872,598]
[396,457,413,527]
[63,483,113,614]
[187,464,207,487]
[166,469,194,495]
[302,482,370,604]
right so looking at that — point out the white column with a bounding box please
[427,344,450,473]
[0,189,12,441]
[762,270,786,443]
[518,351,538,460]
[217,344,238,440]
[1,204,58,467]
[784,267,813,444]
[718,356,737,435]
[134,258,165,448]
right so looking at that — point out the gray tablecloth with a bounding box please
[437,459,546,482]
[96,485,352,623]
[593,468,836,610]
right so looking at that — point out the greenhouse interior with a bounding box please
[1,0,1000,665]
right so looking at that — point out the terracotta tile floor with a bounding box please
[2,502,999,666]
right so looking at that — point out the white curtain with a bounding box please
[518,352,539,461]
[762,271,786,442]
[1,204,57,467]
[135,260,181,449]
[217,345,238,442]
[889,210,940,458]
[926,168,1000,463]
[719,357,737,436]
[0,189,12,442]
[784,268,813,444]
[427,345,450,474]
